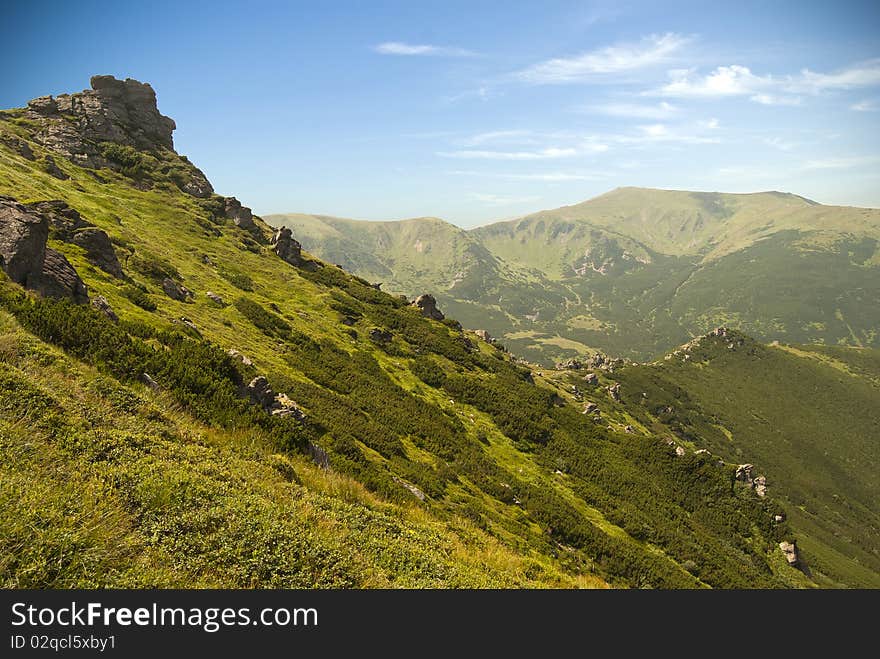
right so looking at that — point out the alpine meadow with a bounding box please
[2,1,879,598]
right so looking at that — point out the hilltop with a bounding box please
[0,76,874,589]
[269,186,880,364]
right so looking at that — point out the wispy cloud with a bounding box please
[654,59,880,105]
[458,130,536,147]
[516,32,689,83]
[850,99,879,111]
[451,169,608,182]
[615,120,721,145]
[374,42,474,57]
[791,59,880,93]
[470,193,542,206]
[801,155,880,170]
[438,147,583,160]
[584,101,679,119]
[763,137,798,151]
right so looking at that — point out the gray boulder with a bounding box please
[223,197,255,230]
[779,541,799,566]
[91,295,118,321]
[161,277,193,302]
[70,228,123,277]
[411,294,444,320]
[0,197,88,303]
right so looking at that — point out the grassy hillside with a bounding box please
[0,84,815,589]
[278,187,880,364]
[611,332,880,588]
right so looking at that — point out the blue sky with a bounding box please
[4,0,880,225]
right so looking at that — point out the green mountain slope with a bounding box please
[611,332,880,587]
[0,76,819,589]
[275,187,880,364]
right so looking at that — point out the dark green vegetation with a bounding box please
[612,332,880,587]
[0,79,820,588]
[268,188,880,365]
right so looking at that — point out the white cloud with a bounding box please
[451,170,607,181]
[585,101,678,119]
[750,93,802,106]
[374,42,474,57]
[792,59,880,93]
[470,193,542,206]
[516,32,689,83]
[850,99,879,112]
[659,65,773,97]
[654,59,880,105]
[438,147,583,160]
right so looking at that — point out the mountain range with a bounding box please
[1,76,877,589]
[267,187,880,364]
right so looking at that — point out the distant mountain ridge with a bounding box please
[267,188,880,363]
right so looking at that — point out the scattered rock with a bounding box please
[774,514,786,523]
[555,358,583,370]
[607,382,621,401]
[694,449,711,456]
[735,464,755,482]
[205,291,225,305]
[141,372,159,390]
[246,375,275,409]
[675,445,687,457]
[582,402,599,415]
[161,277,193,301]
[340,316,357,326]
[624,425,635,434]
[25,200,123,277]
[308,442,329,469]
[411,294,444,320]
[178,316,198,332]
[1,135,35,160]
[35,248,89,303]
[779,541,799,566]
[43,155,69,180]
[90,295,118,321]
[227,348,253,367]
[70,228,123,277]
[583,372,598,385]
[570,385,583,401]
[736,463,768,497]
[369,328,392,343]
[223,197,255,230]
[247,375,307,421]
[474,329,492,342]
[0,196,50,287]
[393,476,426,501]
[753,474,767,497]
[272,393,306,421]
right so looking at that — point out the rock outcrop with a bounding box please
[206,291,226,305]
[369,328,392,343]
[779,541,799,566]
[223,197,256,230]
[246,376,306,421]
[607,382,621,401]
[27,76,175,159]
[90,295,118,321]
[735,463,768,497]
[0,196,88,303]
[583,372,598,385]
[22,76,213,197]
[27,200,123,278]
[272,226,314,268]
[411,294,444,321]
[161,277,193,302]
[555,358,583,370]
[474,329,492,342]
